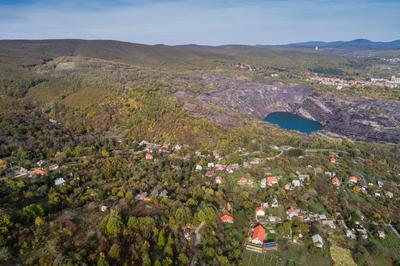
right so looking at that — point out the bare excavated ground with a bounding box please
[175,75,400,143]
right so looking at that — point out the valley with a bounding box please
[0,40,399,266]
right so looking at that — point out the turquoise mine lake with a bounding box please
[264,112,323,134]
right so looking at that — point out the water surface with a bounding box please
[264,112,323,134]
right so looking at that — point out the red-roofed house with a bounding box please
[251,225,266,245]
[266,176,278,187]
[256,207,266,217]
[215,176,222,184]
[349,176,358,184]
[215,165,225,171]
[330,156,337,164]
[31,169,47,176]
[332,177,341,187]
[238,177,255,185]
[220,215,234,223]
[287,207,301,219]
[205,170,214,177]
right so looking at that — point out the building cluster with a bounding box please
[308,74,400,89]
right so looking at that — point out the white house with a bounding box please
[271,198,279,208]
[55,178,66,186]
[256,207,266,217]
[292,180,301,187]
[195,165,203,171]
[260,178,267,188]
[312,234,324,248]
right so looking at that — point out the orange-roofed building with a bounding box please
[266,176,278,187]
[332,177,341,187]
[145,153,153,160]
[251,225,266,245]
[220,215,234,223]
[31,169,47,176]
[349,176,358,184]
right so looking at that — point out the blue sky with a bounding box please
[0,0,399,45]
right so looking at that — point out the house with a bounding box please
[14,167,29,178]
[284,183,291,191]
[251,225,266,245]
[215,164,225,171]
[260,178,267,188]
[54,177,66,186]
[377,180,384,188]
[139,140,149,146]
[174,144,182,151]
[205,170,214,177]
[48,164,59,171]
[226,164,239,173]
[332,177,341,186]
[266,176,279,187]
[182,226,191,240]
[145,153,153,160]
[378,230,386,239]
[135,193,151,201]
[261,202,269,208]
[37,160,46,167]
[31,169,47,176]
[215,176,222,184]
[238,177,255,185]
[256,207,266,217]
[322,219,336,229]
[318,214,327,221]
[330,156,337,164]
[220,215,234,223]
[250,159,261,165]
[207,162,215,168]
[159,190,168,198]
[312,234,324,248]
[100,206,108,212]
[292,180,301,187]
[150,188,159,198]
[385,191,394,198]
[298,174,310,182]
[325,171,334,177]
[268,215,282,223]
[346,230,356,240]
[349,176,358,184]
[195,165,203,171]
[271,198,279,208]
[287,207,301,219]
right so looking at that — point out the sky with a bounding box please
[0,0,399,45]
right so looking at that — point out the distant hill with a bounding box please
[288,39,400,49]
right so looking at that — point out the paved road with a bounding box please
[190,221,206,266]
[194,221,205,246]
[389,224,400,238]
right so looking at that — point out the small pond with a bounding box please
[264,112,323,134]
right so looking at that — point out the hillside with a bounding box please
[0,40,399,266]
